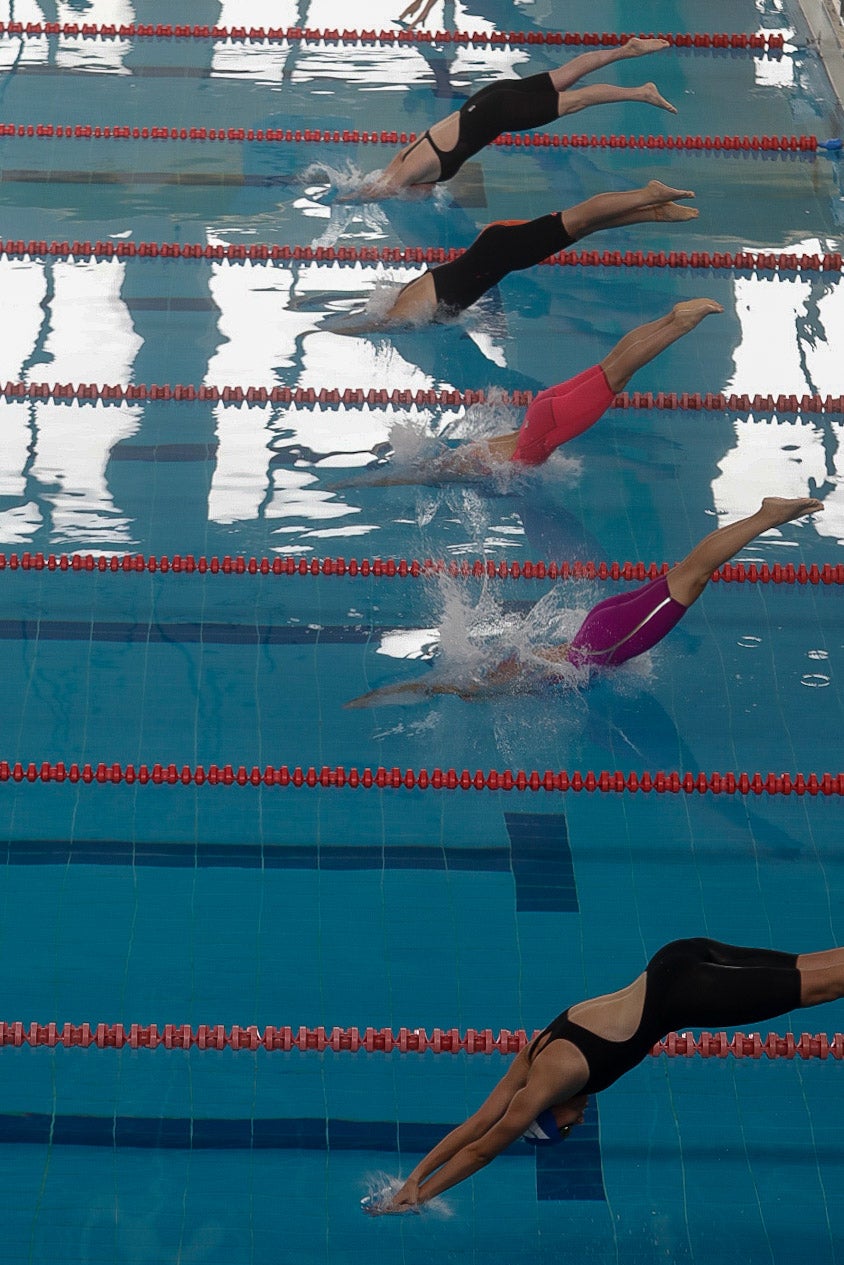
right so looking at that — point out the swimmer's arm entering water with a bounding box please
[344,653,527,708]
[376,1051,586,1212]
[331,432,521,490]
[385,1049,531,1211]
[345,678,481,708]
[338,170,437,203]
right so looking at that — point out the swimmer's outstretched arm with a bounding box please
[381,1052,530,1211]
[372,1054,584,1213]
[331,436,520,490]
[345,677,483,708]
[345,656,524,708]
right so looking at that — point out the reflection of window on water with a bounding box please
[0,1,135,74]
[204,252,435,533]
[713,250,844,546]
[0,258,141,548]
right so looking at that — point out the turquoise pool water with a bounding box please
[0,1,842,1261]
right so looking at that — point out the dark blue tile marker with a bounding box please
[2,840,512,874]
[0,1112,602,1200]
[0,620,373,646]
[504,812,578,913]
[535,1098,605,1201]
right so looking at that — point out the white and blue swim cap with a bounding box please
[521,1108,564,1146]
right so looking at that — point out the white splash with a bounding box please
[361,1172,454,1219]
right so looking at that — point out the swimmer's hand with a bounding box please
[361,1187,421,1216]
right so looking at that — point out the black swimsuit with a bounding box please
[428,213,574,314]
[530,939,801,1094]
[403,71,560,184]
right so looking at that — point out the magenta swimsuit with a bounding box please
[566,574,687,670]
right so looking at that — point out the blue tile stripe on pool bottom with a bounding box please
[0,620,374,645]
[534,1100,604,1201]
[0,616,535,646]
[504,812,578,913]
[3,829,576,916]
[2,840,511,873]
[0,1113,603,1199]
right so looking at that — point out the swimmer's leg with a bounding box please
[600,298,723,392]
[561,181,698,240]
[795,947,844,1005]
[555,81,676,117]
[397,0,438,25]
[547,37,672,93]
[385,272,438,324]
[666,496,824,607]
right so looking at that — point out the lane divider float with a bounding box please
[0,123,830,154]
[0,1020,839,1060]
[0,552,840,585]
[0,238,839,276]
[0,380,842,415]
[0,26,798,51]
[0,762,841,796]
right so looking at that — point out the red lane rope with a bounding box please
[0,762,841,796]
[0,123,818,155]
[1,380,842,415]
[0,553,841,586]
[0,1021,838,1059]
[0,238,838,276]
[0,25,792,51]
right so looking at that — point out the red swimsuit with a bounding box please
[511,364,615,466]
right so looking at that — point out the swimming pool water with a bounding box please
[0,0,842,1261]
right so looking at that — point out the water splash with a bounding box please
[361,1172,454,1219]
[299,158,369,201]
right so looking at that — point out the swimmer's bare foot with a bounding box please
[760,496,824,526]
[651,201,699,222]
[671,298,723,329]
[644,179,694,202]
[638,81,677,113]
[622,36,671,57]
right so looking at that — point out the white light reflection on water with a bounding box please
[0,1,135,74]
[32,260,142,546]
[205,248,443,532]
[0,258,141,547]
[376,629,440,659]
[715,244,844,543]
[0,260,47,499]
[753,26,795,88]
[212,0,525,94]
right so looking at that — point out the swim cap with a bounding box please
[521,1108,563,1146]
